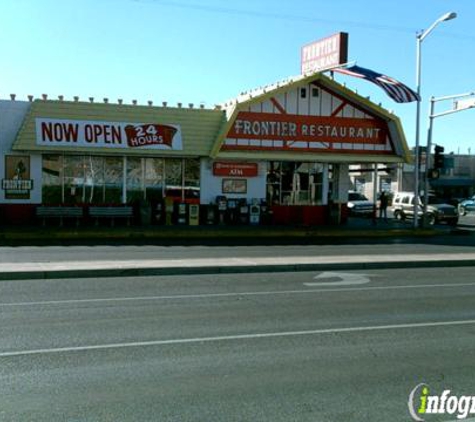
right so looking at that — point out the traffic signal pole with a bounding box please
[422,97,436,225]
[422,92,475,226]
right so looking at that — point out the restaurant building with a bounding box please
[0,71,410,226]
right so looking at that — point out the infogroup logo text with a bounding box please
[408,383,475,421]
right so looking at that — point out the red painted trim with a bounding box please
[312,81,397,154]
[270,97,287,114]
[331,101,347,117]
[312,81,378,119]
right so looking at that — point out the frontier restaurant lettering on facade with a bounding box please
[35,118,183,150]
[225,112,388,149]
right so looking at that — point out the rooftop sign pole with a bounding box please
[301,32,349,75]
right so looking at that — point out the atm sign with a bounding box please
[213,162,258,177]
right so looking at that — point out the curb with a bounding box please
[0,226,442,246]
[3,257,475,281]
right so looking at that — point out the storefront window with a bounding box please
[42,154,63,204]
[84,156,105,204]
[42,155,198,205]
[184,158,200,202]
[309,163,324,205]
[266,161,325,205]
[281,162,296,205]
[145,158,164,202]
[126,157,143,204]
[165,158,183,201]
[103,157,123,203]
[266,162,282,205]
[64,155,85,204]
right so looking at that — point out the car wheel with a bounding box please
[458,205,466,216]
[427,214,436,226]
[395,211,405,221]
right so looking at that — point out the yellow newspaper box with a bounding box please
[188,204,199,226]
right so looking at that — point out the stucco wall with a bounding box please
[200,159,266,205]
[0,100,42,204]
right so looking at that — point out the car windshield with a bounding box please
[348,192,368,201]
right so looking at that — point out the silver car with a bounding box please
[392,192,458,226]
[347,191,375,216]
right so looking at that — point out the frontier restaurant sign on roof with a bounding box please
[301,32,349,74]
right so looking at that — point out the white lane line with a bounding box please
[1,281,475,308]
[446,419,475,422]
[445,419,475,422]
[1,319,475,358]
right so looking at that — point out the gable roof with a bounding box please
[12,100,225,157]
[210,71,410,163]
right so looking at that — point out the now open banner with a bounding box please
[35,118,183,150]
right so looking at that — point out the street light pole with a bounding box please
[414,35,423,228]
[413,12,457,228]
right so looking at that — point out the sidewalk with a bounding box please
[2,250,475,281]
[1,217,471,281]
[0,217,450,246]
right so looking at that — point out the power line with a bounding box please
[132,0,475,42]
[134,0,417,33]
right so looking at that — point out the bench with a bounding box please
[89,206,134,226]
[36,206,83,226]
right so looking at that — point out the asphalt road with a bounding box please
[1,268,475,421]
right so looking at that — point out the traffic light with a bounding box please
[433,145,445,169]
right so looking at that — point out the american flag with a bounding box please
[334,65,420,103]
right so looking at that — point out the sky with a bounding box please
[1,0,474,154]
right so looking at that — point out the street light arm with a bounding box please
[418,12,457,42]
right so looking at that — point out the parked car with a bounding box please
[391,191,458,225]
[347,191,375,217]
[458,195,475,216]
